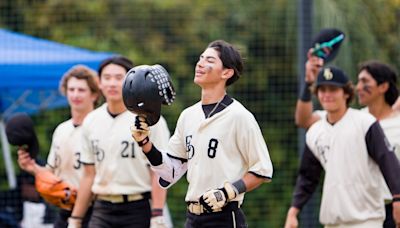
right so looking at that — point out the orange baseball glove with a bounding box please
[35,170,77,210]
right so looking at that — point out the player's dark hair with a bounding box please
[98,56,134,77]
[342,82,355,106]
[59,65,100,105]
[358,60,399,106]
[208,40,244,86]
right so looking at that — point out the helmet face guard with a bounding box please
[123,64,175,126]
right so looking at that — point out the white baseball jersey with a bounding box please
[156,99,273,203]
[306,108,385,224]
[46,119,83,188]
[79,103,169,195]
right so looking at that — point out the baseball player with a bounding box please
[285,66,400,227]
[354,60,400,227]
[131,40,273,227]
[17,65,100,227]
[296,50,400,227]
[69,56,170,228]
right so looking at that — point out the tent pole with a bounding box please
[0,119,17,189]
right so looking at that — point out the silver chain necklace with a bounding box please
[206,96,225,118]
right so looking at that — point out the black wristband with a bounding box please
[151,208,163,217]
[138,136,149,147]
[299,82,313,102]
[393,197,400,202]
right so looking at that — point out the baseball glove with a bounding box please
[35,169,77,210]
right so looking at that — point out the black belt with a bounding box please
[186,201,239,215]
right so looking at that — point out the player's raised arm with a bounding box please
[295,50,323,129]
[296,29,345,129]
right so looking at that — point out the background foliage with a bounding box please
[0,0,399,227]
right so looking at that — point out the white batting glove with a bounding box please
[131,116,150,147]
[199,182,238,212]
[67,217,82,228]
[150,216,168,228]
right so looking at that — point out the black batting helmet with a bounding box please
[123,64,176,126]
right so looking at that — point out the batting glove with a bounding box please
[199,182,238,212]
[150,216,168,228]
[131,115,150,147]
[67,217,82,228]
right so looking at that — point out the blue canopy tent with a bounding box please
[0,29,113,188]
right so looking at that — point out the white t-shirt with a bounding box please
[80,103,170,195]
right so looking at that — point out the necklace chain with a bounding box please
[207,97,224,118]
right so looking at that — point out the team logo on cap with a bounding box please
[323,68,333,80]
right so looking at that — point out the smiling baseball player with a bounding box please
[285,66,400,228]
[131,40,273,227]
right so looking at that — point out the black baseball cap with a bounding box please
[316,66,349,87]
[5,113,39,159]
[311,28,345,63]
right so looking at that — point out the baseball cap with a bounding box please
[311,28,345,63]
[316,67,349,87]
[5,113,39,159]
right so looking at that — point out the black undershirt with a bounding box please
[107,108,122,118]
[202,95,233,118]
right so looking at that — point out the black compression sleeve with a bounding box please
[365,122,400,195]
[292,144,323,209]
[144,144,163,166]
